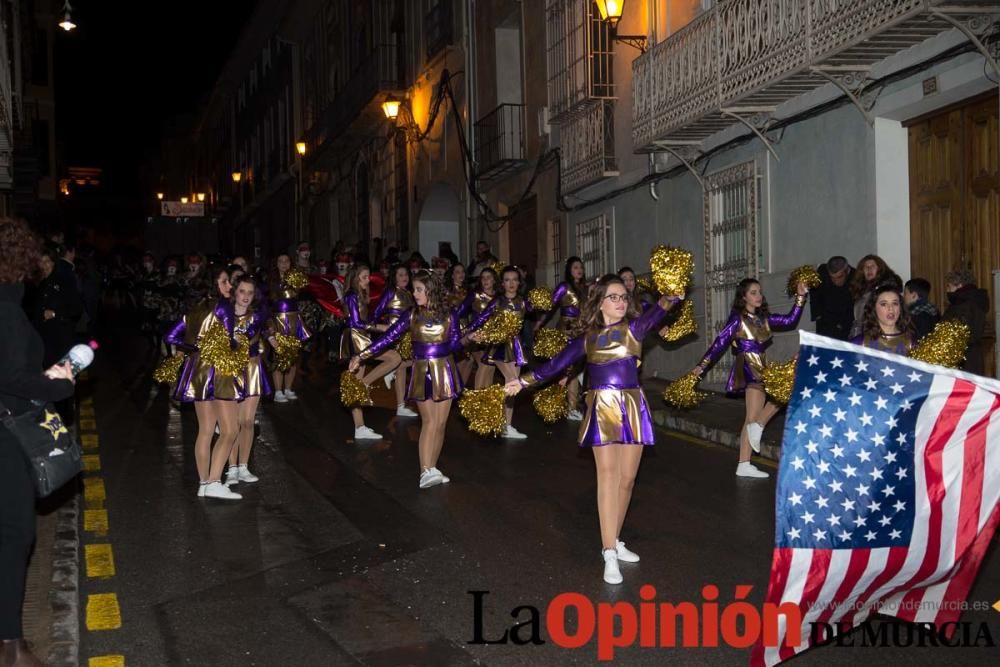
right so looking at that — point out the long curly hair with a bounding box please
[412,270,450,322]
[0,217,43,284]
[850,254,899,299]
[570,274,640,338]
[346,262,372,320]
[731,278,770,318]
[861,282,914,340]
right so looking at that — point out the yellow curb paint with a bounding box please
[85,544,116,578]
[83,509,109,534]
[88,657,125,667]
[81,433,100,450]
[82,454,102,472]
[78,418,98,432]
[83,478,106,506]
[79,405,95,417]
[85,593,122,630]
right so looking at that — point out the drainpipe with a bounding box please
[464,0,477,263]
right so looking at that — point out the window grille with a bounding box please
[575,213,612,281]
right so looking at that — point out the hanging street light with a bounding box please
[58,1,76,31]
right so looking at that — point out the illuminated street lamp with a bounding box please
[58,1,76,31]
[231,171,241,183]
[156,192,164,200]
[381,97,401,121]
[594,0,624,27]
[196,193,206,202]
[296,142,307,156]
[180,196,189,204]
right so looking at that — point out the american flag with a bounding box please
[751,331,1000,666]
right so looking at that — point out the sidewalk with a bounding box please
[643,378,787,462]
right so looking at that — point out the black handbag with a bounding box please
[0,399,82,498]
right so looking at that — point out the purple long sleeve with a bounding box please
[700,311,741,367]
[454,289,477,320]
[164,317,192,351]
[767,299,805,330]
[345,291,368,330]
[629,300,675,341]
[371,287,394,323]
[447,311,463,355]
[463,297,498,335]
[359,311,411,360]
[521,335,586,387]
[537,282,569,327]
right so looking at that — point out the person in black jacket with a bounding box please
[0,217,76,667]
[903,277,940,341]
[943,270,990,376]
[26,249,82,367]
[810,256,855,340]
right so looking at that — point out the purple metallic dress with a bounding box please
[165,299,241,402]
[236,308,274,398]
[339,291,377,359]
[849,331,915,356]
[520,301,677,447]
[698,295,806,394]
[269,276,313,341]
[478,294,532,367]
[359,309,472,402]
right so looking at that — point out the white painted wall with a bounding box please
[874,118,911,280]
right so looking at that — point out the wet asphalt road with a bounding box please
[78,327,1000,666]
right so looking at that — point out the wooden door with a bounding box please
[908,91,999,377]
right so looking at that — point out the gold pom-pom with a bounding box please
[396,331,413,361]
[458,384,507,436]
[650,245,694,296]
[284,269,309,290]
[340,370,373,408]
[636,275,656,295]
[762,357,798,405]
[153,355,184,384]
[489,260,507,277]
[533,327,568,359]
[663,372,707,409]
[660,299,696,342]
[476,309,522,345]
[199,323,249,377]
[528,286,554,312]
[532,383,569,424]
[911,320,970,369]
[272,332,302,372]
[786,265,822,296]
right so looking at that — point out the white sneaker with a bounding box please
[384,372,395,389]
[615,539,640,563]
[576,371,585,386]
[396,404,418,417]
[419,468,444,488]
[503,425,528,439]
[285,389,298,400]
[224,467,239,486]
[602,549,623,584]
[746,422,764,453]
[567,409,583,422]
[431,467,450,484]
[237,465,259,483]
[274,390,288,403]
[202,481,242,499]
[197,482,209,497]
[736,461,770,478]
[354,426,383,440]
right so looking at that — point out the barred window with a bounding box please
[548,217,564,286]
[575,213,612,280]
[545,0,615,121]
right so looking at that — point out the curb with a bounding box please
[651,408,782,462]
[47,492,80,667]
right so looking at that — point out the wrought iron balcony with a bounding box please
[632,0,992,150]
[425,0,455,60]
[474,103,527,183]
[560,99,619,193]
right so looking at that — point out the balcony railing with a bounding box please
[632,0,982,150]
[475,103,527,183]
[425,0,454,60]
[560,99,619,193]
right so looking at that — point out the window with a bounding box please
[575,213,612,281]
[548,217,564,286]
[545,0,615,121]
[703,160,759,385]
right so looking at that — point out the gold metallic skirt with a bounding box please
[238,356,272,397]
[339,327,373,359]
[578,388,655,447]
[173,352,241,402]
[408,356,463,402]
[730,351,766,392]
[272,311,312,341]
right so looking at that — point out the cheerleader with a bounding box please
[372,265,417,417]
[693,278,809,478]
[505,275,683,584]
[349,271,481,488]
[447,263,473,383]
[225,275,276,486]
[341,263,402,440]
[165,266,243,500]
[537,256,589,420]
[457,268,498,388]
[618,266,657,311]
[476,266,532,439]
[269,253,312,402]
[849,282,916,355]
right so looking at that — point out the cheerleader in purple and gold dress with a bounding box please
[849,283,916,356]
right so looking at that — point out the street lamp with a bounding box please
[296,142,307,156]
[231,171,241,183]
[594,0,647,52]
[180,196,189,204]
[196,193,206,202]
[381,97,401,121]
[156,192,164,200]
[58,1,76,31]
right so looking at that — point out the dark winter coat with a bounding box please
[943,284,989,376]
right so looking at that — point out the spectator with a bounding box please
[0,217,76,667]
[903,278,939,341]
[439,241,460,268]
[849,254,901,338]
[942,270,989,376]
[810,256,855,340]
[27,249,83,366]
[468,241,498,278]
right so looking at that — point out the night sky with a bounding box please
[53,1,255,234]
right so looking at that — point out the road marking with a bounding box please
[85,593,122,630]
[83,509,108,534]
[81,433,100,451]
[83,478,106,506]
[79,405,96,417]
[663,429,778,469]
[78,418,98,431]
[88,657,125,667]
[82,454,102,472]
[85,544,116,578]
